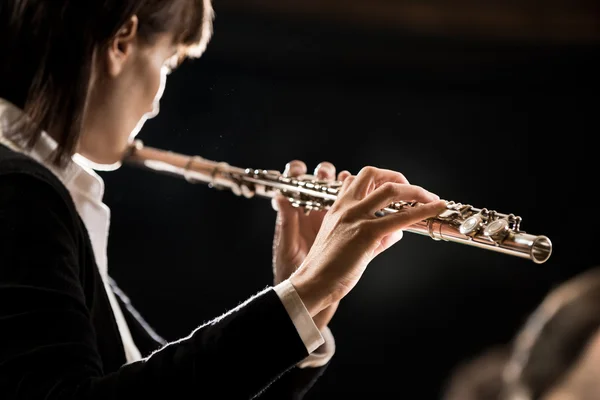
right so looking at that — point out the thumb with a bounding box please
[272,194,300,251]
[372,229,404,258]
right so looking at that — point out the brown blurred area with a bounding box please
[219,0,600,42]
[205,0,599,81]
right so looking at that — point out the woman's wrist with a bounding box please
[289,269,330,318]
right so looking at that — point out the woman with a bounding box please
[0,1,447,398]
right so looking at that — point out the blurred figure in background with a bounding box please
[442,266,600,400]
[503,267,600,400]
[442,345,510,400]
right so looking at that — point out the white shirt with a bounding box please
[0,98,334,369]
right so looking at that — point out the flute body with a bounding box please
[124,140,552,264]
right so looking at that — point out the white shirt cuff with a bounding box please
[274,279,324,354]
[296,326,336,369]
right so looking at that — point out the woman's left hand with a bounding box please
[272,160,351,331]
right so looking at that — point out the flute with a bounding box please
[124,140,552,264]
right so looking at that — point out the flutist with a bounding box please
[0,1,447,399]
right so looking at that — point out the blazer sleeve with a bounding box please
[0,172,310,399]
[256,363,330,399]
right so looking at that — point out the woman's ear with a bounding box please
[105,15,139,78]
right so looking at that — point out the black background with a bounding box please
[100,3,599,398]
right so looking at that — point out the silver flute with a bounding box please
[124,140,552,264]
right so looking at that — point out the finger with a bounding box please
[357,182,440,215]
[348,166,410,200]
[283,160,307,178]
[272,194,300,246]
[336,175,356,198]
[273,194,299,221]
[271,196,280,211]
[369,200,448,236]
[337,170,351,182]
[314,161,336,181]
[373,230,405,257]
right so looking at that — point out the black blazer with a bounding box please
[0,144,328,399]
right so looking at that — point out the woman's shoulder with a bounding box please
[0,142,56,176]
[0,144,78,221]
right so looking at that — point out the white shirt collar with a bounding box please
[0,97,143,364]
[0,97,105,202]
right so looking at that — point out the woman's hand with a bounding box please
[272,160,350,331]
[289,166,448,317]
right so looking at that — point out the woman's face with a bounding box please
[79,17,177,168]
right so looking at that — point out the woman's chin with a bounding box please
[72,152,123,172]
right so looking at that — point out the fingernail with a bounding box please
[286,161,306,177]
[314,162,334,178]
[430,192,440,200]
[283,163,291,176]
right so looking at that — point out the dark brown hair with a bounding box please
[442,346,510,400]
[503,267,600,399]
[0,0,214,166]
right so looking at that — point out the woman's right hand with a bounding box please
[289,166,448,317]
